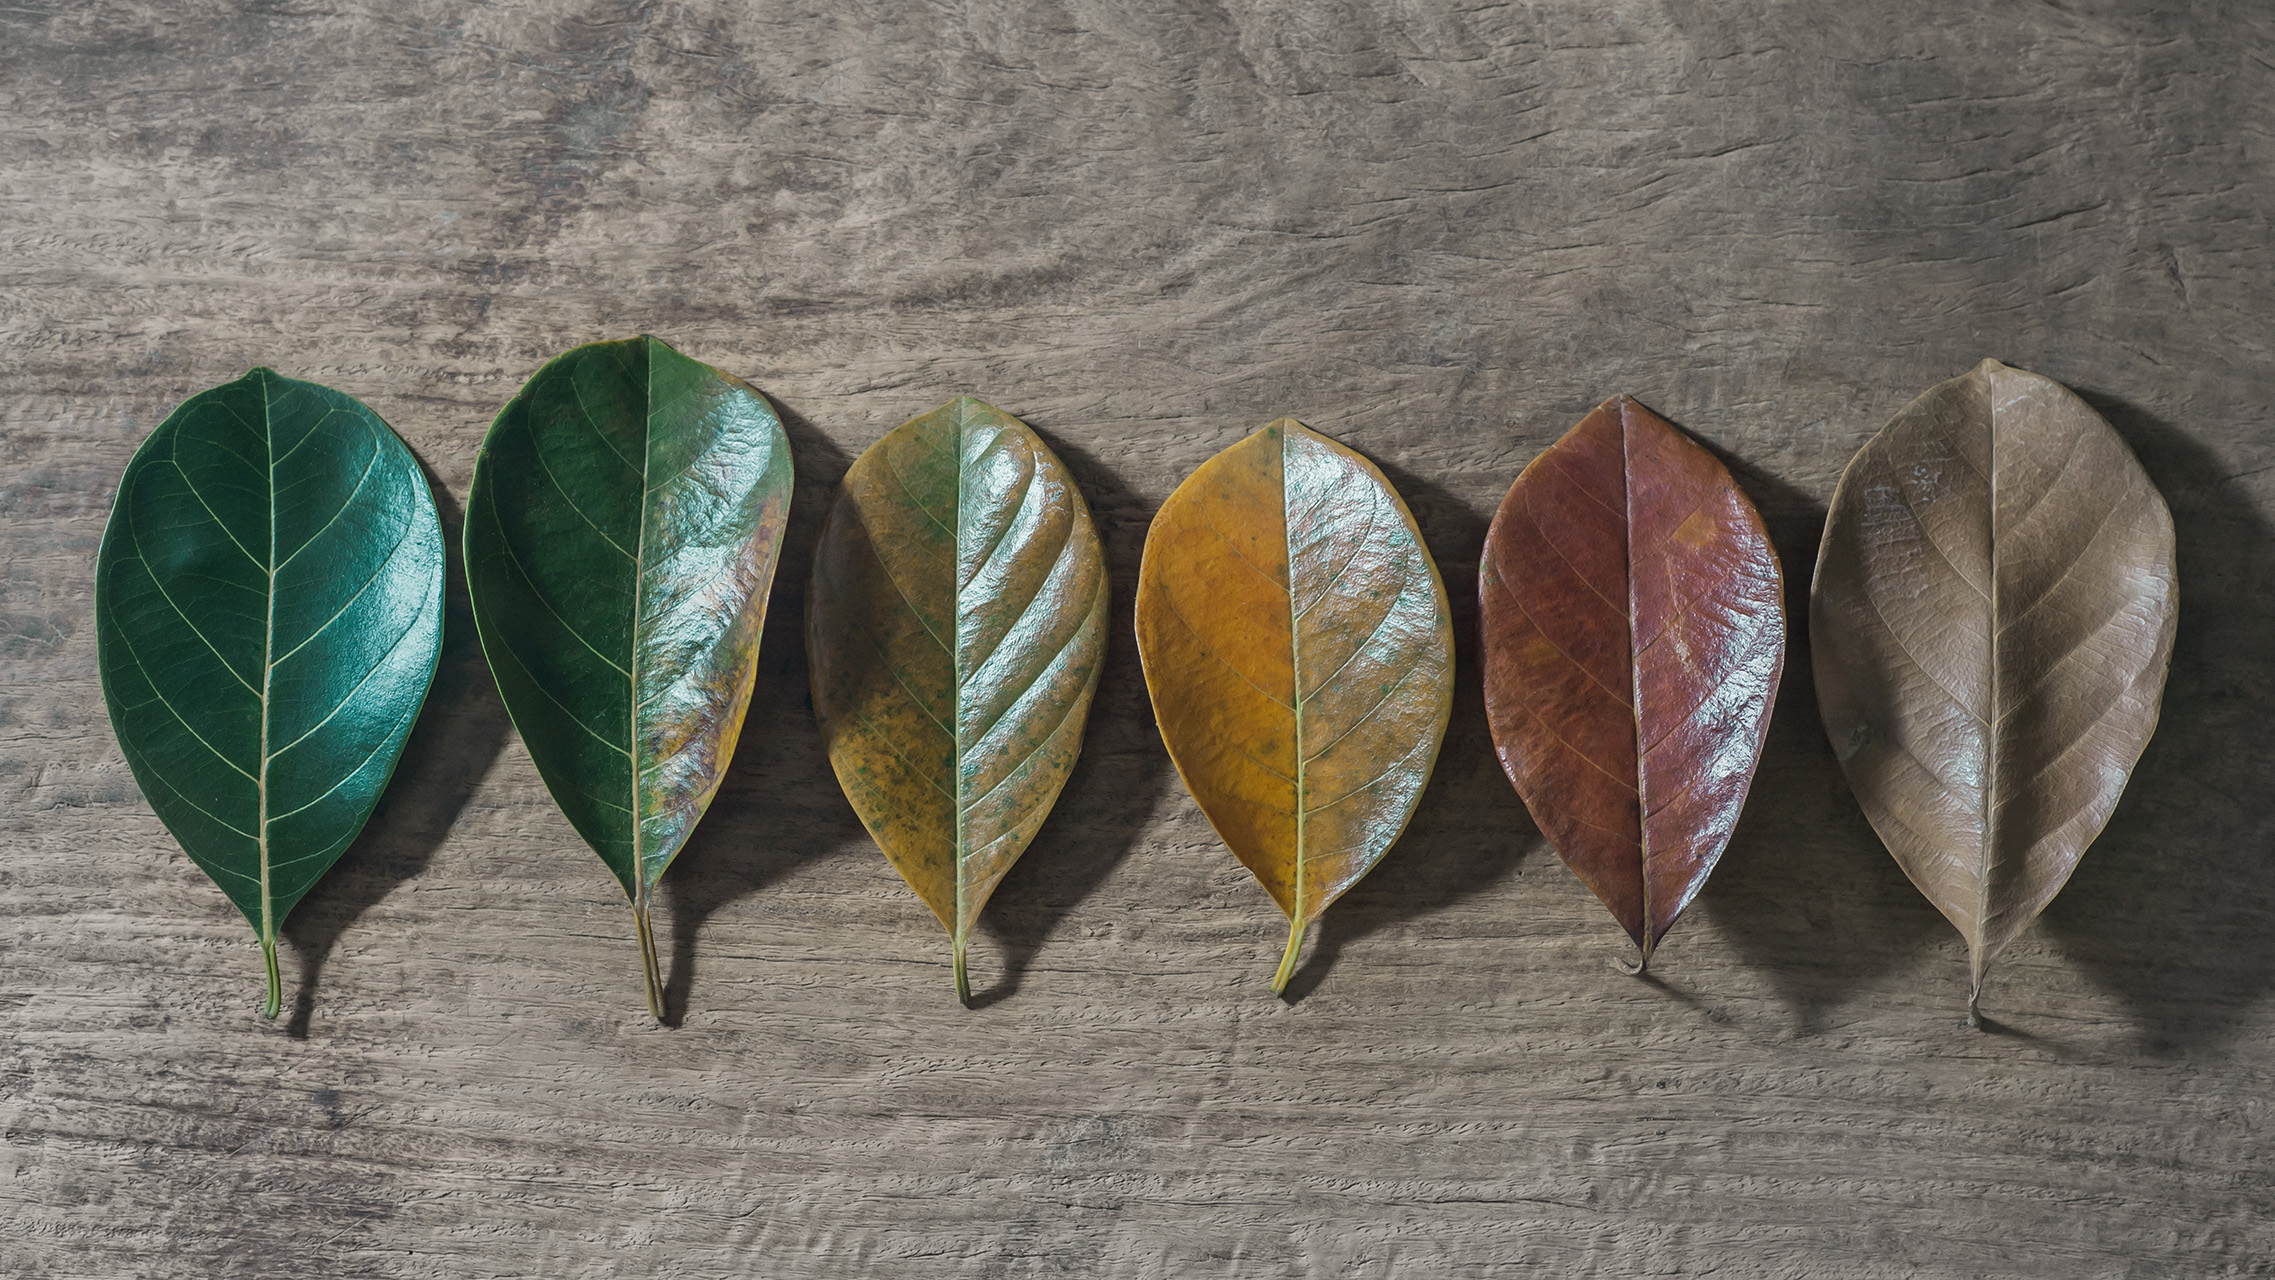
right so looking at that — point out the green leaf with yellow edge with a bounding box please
[465,336,793,1019]
[1135,418,1454,994]
[807,397,1109,1001]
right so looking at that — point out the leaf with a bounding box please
[96,369,446,1018]
[1480,396,1785,968]
[464,336,793,1019]
[1810,359,2176,1023]
[1135,418,1454,994]
[807,397,1108,1001]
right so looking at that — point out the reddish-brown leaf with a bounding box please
[1479,396,1785,964]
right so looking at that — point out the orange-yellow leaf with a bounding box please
[1135,419,1454,993]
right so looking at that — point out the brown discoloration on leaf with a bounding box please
[1811,360,2177,1020]
[1481,397,1785,964]
[808,397,1108,999]
[1136,419,1454,992]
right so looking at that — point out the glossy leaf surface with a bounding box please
[465,336,793,1018]
[96,369,445,1017]
[808,398,1108,1000]
[1136,419,1454,993]
[1480,396,1784,965]
[1811,360,2176,1021]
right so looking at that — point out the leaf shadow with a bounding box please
[2033,387,2275,1054]
[282,451,512,1038]
[1971,1014,2047,1043]
[961,426,1173,1008]
[1628,966,1709,1011]
[1680,430,1949,1033]
[657,396,860,1026]
[1279,453,1538,1003]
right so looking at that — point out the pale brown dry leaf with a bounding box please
[1811,359,2177,1024]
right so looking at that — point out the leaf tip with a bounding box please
[232,366,289,401]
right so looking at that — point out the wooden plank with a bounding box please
[3,1,2272,1275]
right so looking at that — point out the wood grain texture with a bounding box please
[4,2,2274,1276]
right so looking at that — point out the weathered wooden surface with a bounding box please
[4,2,2272,1275]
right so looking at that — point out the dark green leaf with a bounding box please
[465,336,794,1018]
[96,369,445,1018]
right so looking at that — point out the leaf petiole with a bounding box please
[1271,917,1307,995]
[634,899,665,1022]
[260,934,281,1020]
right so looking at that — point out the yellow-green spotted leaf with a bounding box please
[808,398,1108,1001]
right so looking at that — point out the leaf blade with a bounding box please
[1481,397,1785,960]
[96,369,446,1016]
[465,336,793,1017]
[809,397,1109,998]
[1810,360,2176,1014]
[1136,419,1454,991]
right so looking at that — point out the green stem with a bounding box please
[1271,916,1307,995]
[635,899,665,1022]
[954,936,971,1005]
[260,934,281,1020]
[1964,985,1983,1031]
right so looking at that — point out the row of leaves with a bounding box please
[95,339,2176,1024]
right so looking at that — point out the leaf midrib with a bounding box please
[629,339,655,897]
[1619,404,1650,951]
[1284,428,1308,929]
[953,402,970,945]
[1981,368,2001,967]
[257,371,277,957]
